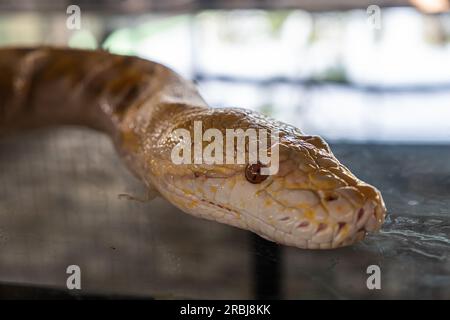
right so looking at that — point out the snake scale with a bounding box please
[0,47,386,249]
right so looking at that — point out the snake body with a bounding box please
[0,47,386,249]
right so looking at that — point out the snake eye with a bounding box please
[245,163,268,184]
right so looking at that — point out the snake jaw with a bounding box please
[155,150,386,249]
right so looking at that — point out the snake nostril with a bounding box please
[338,222,346,232]
[279,216,290,221]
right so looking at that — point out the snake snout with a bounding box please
[319,200,384,249]
[362,198,386,233]
[334,190,386,248]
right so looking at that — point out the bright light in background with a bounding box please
[68,29,98,49]
[410,0,450,13]
[103,15,193,78]
[346,8,450,86]
[0,8,449,144]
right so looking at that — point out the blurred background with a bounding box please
[1,0,450,143]
[0,0,449,299]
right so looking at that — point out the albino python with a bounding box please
[0,47,386,249]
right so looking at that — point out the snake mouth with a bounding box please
[158,179,384,249]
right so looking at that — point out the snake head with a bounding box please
[240,137,387,249]
[149,108,386,249]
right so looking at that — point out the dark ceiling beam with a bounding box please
[0,0,416,13]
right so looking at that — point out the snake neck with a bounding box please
[0,47,206,138]
[0,46,209,194]
[1,48,112,135]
